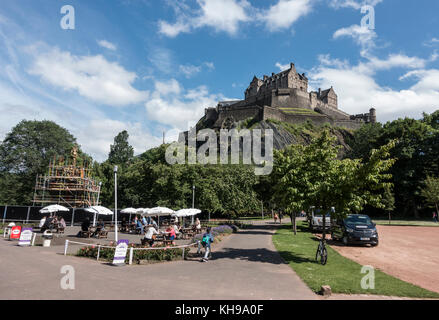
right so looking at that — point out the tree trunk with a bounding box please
[388,210,391,225]
[293,212,297,235]
[322,209,326,244]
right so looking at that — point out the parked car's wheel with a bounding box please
[342,236,349,246]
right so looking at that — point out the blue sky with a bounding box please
[0,0,438,161]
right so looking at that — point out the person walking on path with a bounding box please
[198,227,214,262]
[434,212,438,223]
[274,213,278,224]
[279,213,283,224]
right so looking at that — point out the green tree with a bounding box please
[108,130,134,165]
[421,176,439,215]
[272,130,395,242]
[0,120,83,204]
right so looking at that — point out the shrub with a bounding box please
[76,244,190,263]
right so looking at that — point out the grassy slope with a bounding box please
[272,221,439,298]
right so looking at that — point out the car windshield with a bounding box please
[315,213,330,217]
[344,215,372,225]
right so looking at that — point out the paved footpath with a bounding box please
[0,220,317,300]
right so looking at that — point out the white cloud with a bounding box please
[159,0,250,37]
[329,0,383,10]
[261,0,312,31]
[28,47,148,106]
[333,24,377,50]
[145,79,225,130]
[178,62,215,78]
[275,62,291,71]
[309,54,439,122]
[77,119,161,161]
[97,40,117,51]
[159,0,312,37]
[423,37,439,47]
[158,20,191,38]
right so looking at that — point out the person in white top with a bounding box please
[173,223,181,239]
[195,218,201,232]
[143,226,159,247]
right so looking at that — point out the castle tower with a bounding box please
[369,108,377,123]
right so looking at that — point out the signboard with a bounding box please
[9,226,22,240]
[112,239,129,266]
[18,228,33,246]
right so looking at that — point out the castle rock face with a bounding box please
[203,62,376,130]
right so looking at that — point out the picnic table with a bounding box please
[79,226,108,239]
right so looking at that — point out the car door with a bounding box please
[333,219,343,239]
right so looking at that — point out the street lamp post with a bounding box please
[114,166,118,242]
[97,181,102,205]
[93,181,102,227]
[192,185,195,225]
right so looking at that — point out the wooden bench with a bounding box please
[96,230,108,239]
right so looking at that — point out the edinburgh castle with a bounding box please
[201,62,376,130]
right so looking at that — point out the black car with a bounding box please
[331,214,379,246]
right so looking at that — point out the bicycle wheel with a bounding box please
[315,244,321,261]
[320,246,328,265]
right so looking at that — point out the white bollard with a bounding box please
[64,240,69,256]
[31,233,36,246]
[97,245,101,261]
[129,247,133,265]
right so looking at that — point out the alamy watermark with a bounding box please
[165,128,274,176]
[360,265,375,290]
[60,265,75,290]
[60,5,75,30]
[361,5,375,30]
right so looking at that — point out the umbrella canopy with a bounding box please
[120,208,138,214]
[84,206,114,216]
[39,204,70,214]
[143,207,175,217]
[173,208,201,218]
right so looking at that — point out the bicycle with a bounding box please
[315,239,328,265]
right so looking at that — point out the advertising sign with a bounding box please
[9,226,22,240]
[112,239,129,266]
[18,228,33,246]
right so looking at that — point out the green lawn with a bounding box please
[374,219,439,227]
[273,221,439,298]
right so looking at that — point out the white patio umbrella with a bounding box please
[39,204,70,215]
[84,205,114,227]
[120,208,138,214]
[173,208,201,227]
[143,207,175,228]
[173,208,201,218]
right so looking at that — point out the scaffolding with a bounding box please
[32,146,101,208]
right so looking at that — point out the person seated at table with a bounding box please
[195,218,201,233]
[92,219,106,237]
[81,218,90,231]
[142,215,148,226]
[165,226,176,245]
[121,217,127,232]
[136,217,144,235]
[41,216,54,232]
[151,218,158,229]
[143,226,159,247]
[59,217,66,230]
[173,223,181,239]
